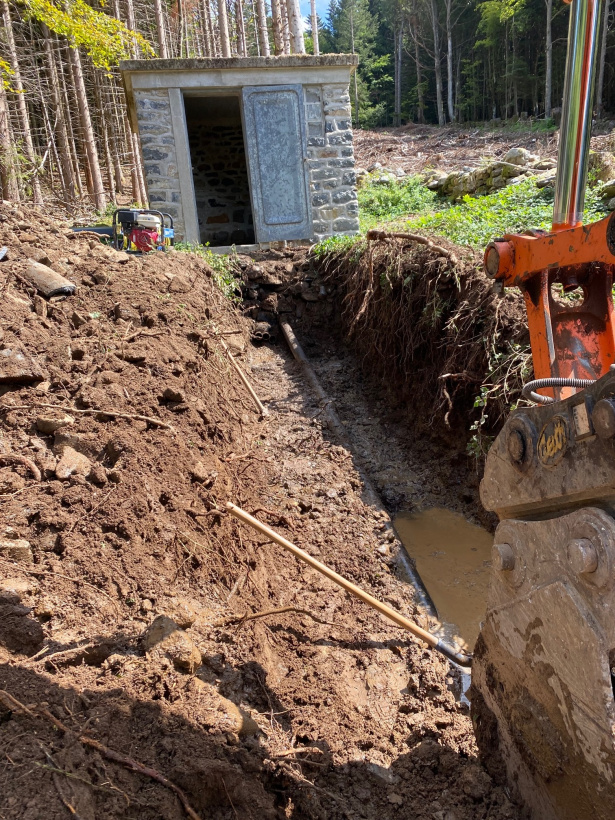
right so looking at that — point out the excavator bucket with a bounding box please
[473,0,615,815]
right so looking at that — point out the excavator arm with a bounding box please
[473,0,615,817]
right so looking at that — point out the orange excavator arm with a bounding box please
[483,0,615,398]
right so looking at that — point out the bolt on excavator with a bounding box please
[475,0,615,815]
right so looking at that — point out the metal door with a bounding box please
[241,85,311,242]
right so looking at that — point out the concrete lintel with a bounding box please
[127,66,354,92]
[167,88,200,245]
[120,55,358,72]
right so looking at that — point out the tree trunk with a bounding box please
[255,0,271,55]
[445,0,454,121]
[58,40,84,199]
[94,71,116,203]
[132,131,147,205]
[545,0,553,117]
[271,0,285,53]
[0,82,19,201]
[1,0,43,204]
[394,24,403,126]
[280,0,291,54]
[235,0,248,55]
[597,0,610,116]
[411,6,425,124]
[286,0,305,53]
[154,0,169,57]
[42,24,76,201]
[429,0,445,125]
[68,45,106,211]
[218,0,232,56]
[310,0,320,54]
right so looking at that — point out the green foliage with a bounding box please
[0,58,14,90]
[22,0,154,70]
[173,242,240,300]
[312,234,359,257]
[358,174,440,228]
[407,178,609,248]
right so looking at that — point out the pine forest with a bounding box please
[0,0,612,208]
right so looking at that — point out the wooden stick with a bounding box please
[217,338,268,418]
[225,502,471,667]
[0,402,175,432]
[366,229,458,264]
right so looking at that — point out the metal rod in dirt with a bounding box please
[219,337,268,417]
[226,502,472,668]
[279,318,437,619]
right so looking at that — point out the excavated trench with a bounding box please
[240,242,511,655]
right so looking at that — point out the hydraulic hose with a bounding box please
[522,377,596,404]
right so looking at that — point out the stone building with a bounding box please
[120,56,360,248]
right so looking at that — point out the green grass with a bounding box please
[405,178,609,248]
[357,174,440,230]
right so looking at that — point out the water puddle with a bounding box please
[394,507,493,648]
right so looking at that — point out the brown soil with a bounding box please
[353,122,615,176]
[0,204,519,819]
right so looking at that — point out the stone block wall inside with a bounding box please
[184,96,254,246]
[133,89,185,239]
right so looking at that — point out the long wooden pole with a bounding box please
[226,502,472,667]
[219,338,268,417]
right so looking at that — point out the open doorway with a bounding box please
[184,95,254,247]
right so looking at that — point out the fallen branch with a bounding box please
[217,337,268,418]
[366,229,458,264]
[0,402,175,432]
[0,690,201,820]
[0,453,42,481]
[66,487,117,534]
[221,606,336,628]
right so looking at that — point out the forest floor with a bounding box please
[0,201,523,819]
[352,121,615,176]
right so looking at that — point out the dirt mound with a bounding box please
[0,203,518,819]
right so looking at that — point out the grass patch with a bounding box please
[357,174,440,229]
[173,242,240,299]
[405,178,609,248]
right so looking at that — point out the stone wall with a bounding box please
[133,89,185,239]
[185,101,254,246]
[304,83,360,241]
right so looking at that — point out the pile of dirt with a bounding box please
[0,203,519,819]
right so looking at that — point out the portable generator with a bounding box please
[112,209,174,253]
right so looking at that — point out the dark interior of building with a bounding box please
[184,95,255,246]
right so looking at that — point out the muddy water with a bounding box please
[394,508,493,648]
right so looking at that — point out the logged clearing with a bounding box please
[0,203,522,819]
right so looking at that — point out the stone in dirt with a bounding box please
[25,260,76,298]
[193,677,260,737]
[55,446,92,480]
[0,539,33,562]
[0,346,46,384]
[142,614,202,673]
[35,412,74,435]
